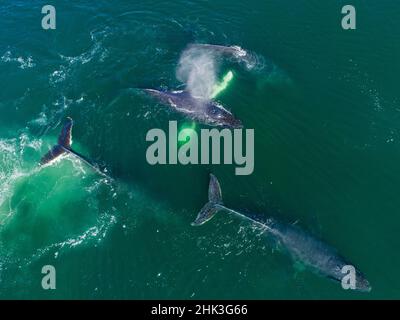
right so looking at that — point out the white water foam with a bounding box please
[51,28,110,86]
[1,51,36,69]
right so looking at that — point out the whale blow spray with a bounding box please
[176,46,218,100]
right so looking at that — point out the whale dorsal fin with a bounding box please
[58,117,73,148]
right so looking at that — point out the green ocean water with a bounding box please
[0,0,399,299]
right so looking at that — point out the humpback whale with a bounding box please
[40,117,107,176]
[188,44,258,69]
[144,89,242,128]
[192,174,371,292]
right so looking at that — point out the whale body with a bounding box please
[192,174,371,292]
[188,44,259,69]
[144,89,242,128]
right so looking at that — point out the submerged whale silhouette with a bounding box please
[192,174,371,292]
[144,89,242,128]
[188,44,258,69]
[40,117,107,177]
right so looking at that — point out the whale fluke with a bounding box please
[40,118,107,177]
[57,116,73,148]
[40,117,74,165]
[208,173,223,204]
[191,174,224,226]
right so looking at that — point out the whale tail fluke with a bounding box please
[40,117,74,166]
[58,117,73,149]
[191,174,224,226]
[40,118,106,177]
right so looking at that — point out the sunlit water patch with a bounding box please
[0,133,117,270]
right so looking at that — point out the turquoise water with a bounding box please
[0,0,399,299]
